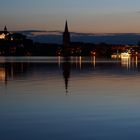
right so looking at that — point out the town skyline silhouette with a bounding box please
[0,20,139,57]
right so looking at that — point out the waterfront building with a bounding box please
[0,26,10,40]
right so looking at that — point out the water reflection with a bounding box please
[62,57,71,94]
[0,68,6,84]
[0,62,30,85]
[120,56,138,69]
[0,56,140,90]
[91,56,96,68]
[1,57,140,140]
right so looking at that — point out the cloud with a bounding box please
[136,11,140,13]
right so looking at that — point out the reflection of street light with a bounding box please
[121,56,131,69]
[91,56,96,68]
[79,56,82,69]
[0,69,5,81]
[136,56,138,68]
[58,56,61,68]
[75,56,82,69]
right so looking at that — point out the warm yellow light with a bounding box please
[79,56,82,69]
[0,68,5,81]
[90,51,96,56]
[0,33,6,39]
[91,56,96,68]
[136,56,138,68]
[121,52,131,58]
[121,57,131,69]
[58,56,61,68]
[111,54,121,59]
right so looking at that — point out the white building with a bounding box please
[0,26,10,39]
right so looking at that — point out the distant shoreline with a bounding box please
[16,30,140,45]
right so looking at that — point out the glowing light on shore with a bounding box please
[121,52,131,58]
[0,33,5,39]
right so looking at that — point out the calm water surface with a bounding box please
[1,56,140,140]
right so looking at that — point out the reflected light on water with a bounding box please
[136,56,138,68]
[79,56,82,69]
[91,56,96,68]
[121,56,138,69]
[73,56,82,69]
[58,56,61,68]
[0,68,5,81]
[1,57,140,140]
[121,56,131,69]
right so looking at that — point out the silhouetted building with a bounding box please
[62,21,71,56]
[63,20,70,47]
[11,33,26,42]
[4,26,7,33]
[0,26,10,40]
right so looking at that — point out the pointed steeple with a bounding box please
[63,20,70,47]
[64,20,69,33]
[4,26,7,32]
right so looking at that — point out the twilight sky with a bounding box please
[1,0,140,33]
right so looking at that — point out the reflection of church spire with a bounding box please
[62,57,71,94]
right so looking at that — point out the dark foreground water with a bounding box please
[1,56,140,140]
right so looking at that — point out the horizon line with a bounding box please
[10,30,140,35]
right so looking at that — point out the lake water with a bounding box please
[1,56,140,140]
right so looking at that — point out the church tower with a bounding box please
[4,26,7,32]
[63,21,70,47]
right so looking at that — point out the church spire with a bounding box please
[4,26,7,32]
[63,20,70,47]
[64,20,69,33]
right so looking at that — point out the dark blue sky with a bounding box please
[1,0,140,33]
